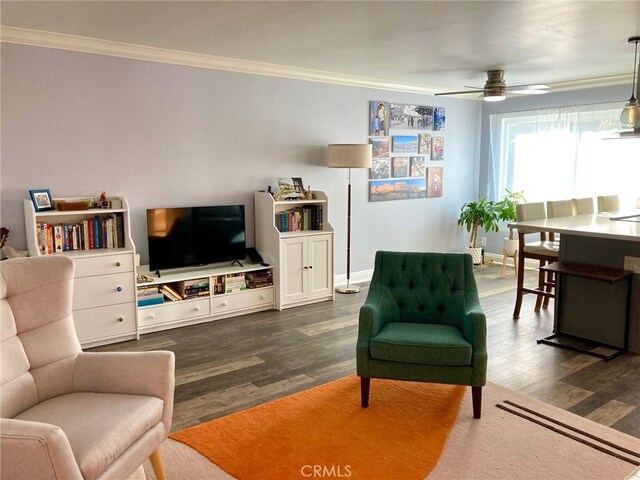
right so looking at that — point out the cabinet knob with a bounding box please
[147,313,156,320]
[117,317,124,323]
[115,261,121,267]
[221,301,228,307]
[309,265,313,269]
[116,286,123,292]
[194,305,201,312]
[304,266,308,270]
[260,294,266,299]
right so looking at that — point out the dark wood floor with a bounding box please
[93,262,640,437]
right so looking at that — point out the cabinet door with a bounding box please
[308,233,333,298]
[282,236,308,304]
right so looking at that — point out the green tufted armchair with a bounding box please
[357,251,487,418]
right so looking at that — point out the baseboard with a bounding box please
[334,269,374,287]
[484,252,541,270]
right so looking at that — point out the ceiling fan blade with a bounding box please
[434,89,484,96]
[505,84,550,94]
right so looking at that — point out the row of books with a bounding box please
[275,205,324,232]
[36,214,125,254]
[245,270,273,289]
[137,285,164,307]
[225,272,247,294]
[174,278,210,299]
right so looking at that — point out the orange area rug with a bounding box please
[170,375,465,480]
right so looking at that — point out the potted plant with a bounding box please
[457,189,524,265]
[457,197,501,265]
[494,189,525,255]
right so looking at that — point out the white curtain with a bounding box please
[488,103,640,208]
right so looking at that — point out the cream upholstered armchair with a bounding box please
[0,256,175,480]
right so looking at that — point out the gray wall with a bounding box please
[1,43,482,275]
[477,84,630,255]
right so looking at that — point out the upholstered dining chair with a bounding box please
[572,197,595,215]
[513,202,559,319]
[597,195,620,213]
[546,199,574,219]
[356,251,487,419]
[0,256,175,480]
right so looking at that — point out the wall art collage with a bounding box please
[368,101,445,202]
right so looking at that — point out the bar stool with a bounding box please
[571,197,595,215]
[597,195,620,213]
[513,202,559,319]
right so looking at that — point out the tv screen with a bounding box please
[147,205,246,271]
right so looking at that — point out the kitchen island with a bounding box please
[509,212,640,355]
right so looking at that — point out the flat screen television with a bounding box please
[146,205,246,271]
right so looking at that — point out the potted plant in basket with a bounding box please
[457,189,524,265]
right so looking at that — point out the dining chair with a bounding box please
[546,199,574,219]
[572,197,595,215]
[597,195,620,213]
[513,202,559,319]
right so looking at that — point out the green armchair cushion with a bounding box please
[370,322,472,366]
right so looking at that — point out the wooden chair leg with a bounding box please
[472,386,482,419]
[501,249,507,275]
[149,449,167,480]
[542,271,554,308]
[513,251,518,277]
[534,260,546,311]
[513,239,526,319]
[360,377,370,408]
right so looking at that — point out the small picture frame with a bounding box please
[29,189,54,212]
[292,177,305,196]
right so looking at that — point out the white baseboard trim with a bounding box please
[484,252,541,270]
[334,269,374,287]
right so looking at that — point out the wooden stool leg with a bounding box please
[513,240,526,319]
[502,249,507,275]
[150,450,167,480]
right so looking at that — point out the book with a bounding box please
[54,225,63,253]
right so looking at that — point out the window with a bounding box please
[489,103,640,208]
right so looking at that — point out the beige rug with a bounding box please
[144,382,640,480]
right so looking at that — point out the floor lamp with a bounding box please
[327,144,372,294]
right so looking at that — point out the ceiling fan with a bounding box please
[435,70,550,102]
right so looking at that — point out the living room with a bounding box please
[2,2,640,479]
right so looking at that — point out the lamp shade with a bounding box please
[327,144,372,168]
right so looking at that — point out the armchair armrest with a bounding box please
[73,351,175,432]
[357,301,389,345]
[0,418,83,480]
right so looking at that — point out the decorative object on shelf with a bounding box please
[54,199,93,211]
[267,185,274,197]
[29,189,54,212]
[97,191,110,208]
[620,36,640,131]
[327,144,372,294]
[292,177,305,196]
[277,178,298,200]
[304,185,313,200]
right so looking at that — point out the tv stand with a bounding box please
[137,261,274,334]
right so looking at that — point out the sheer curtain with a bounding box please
[488,103,640,208]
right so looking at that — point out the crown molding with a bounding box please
[1,26,631,94]
[0,26,440,95]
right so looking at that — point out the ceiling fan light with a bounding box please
[483,93,506,102]
[620,97,640,129]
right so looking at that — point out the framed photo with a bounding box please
[277,178,298,200]
[29,189,54,212]
[370,137,390,158]
[369,100,390,136]
[392,135,418,153]
[292,177,305,195]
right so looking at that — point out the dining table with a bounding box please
[508,211,640,357]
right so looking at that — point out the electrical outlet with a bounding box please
[624,256,640,274]
[480,237,487,247]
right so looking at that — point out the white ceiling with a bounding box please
[2,1,640,94]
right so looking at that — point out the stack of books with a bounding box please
[175,278,210,299]
[160,284,183,302]
[245,270,273,289]
[225,272,246,293]
[137,285,164,307]
[212,275,226,295]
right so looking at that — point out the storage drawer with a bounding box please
[139,299,210,328]
[73,253,134,278]
[211,287,274,316]
[73,302,136,343]
[73,272,135,310]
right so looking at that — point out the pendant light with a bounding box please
[620,36,640,130]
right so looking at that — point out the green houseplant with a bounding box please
[458,190,524,263]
